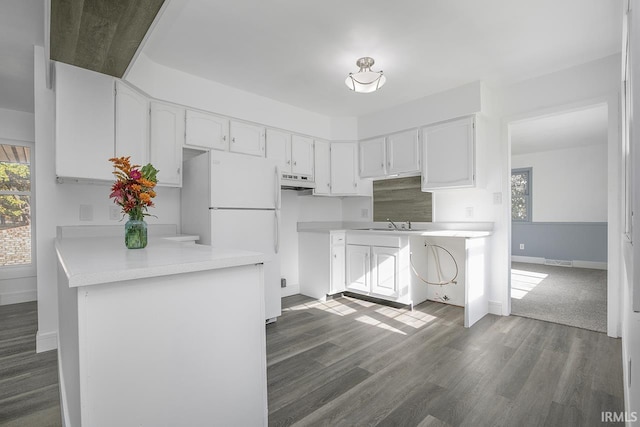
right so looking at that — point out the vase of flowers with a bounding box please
[109,157,159,249]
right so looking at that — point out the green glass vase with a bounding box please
[125,216,148,249]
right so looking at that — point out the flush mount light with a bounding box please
[345,57,386,93]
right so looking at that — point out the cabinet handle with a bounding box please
[287,160,291,165]
[293,161,297,166]
[388,162,391,167]
[381,163,384,168]
[354,182,357,188]
[177,167,180,174]
[334,254,337,258]
[223,135,227,141]
[232,137,235,143]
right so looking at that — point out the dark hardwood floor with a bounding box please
[267,294,624,427]
[0,297,624,426]
[0,302,61,427]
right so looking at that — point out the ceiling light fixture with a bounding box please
[345,57,386,93]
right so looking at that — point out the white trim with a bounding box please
[511,256,608,271]
[573,260,608,270]
[36,330,58,353]
[0,289,36,305]
[511,255,545,264]
[488,300,502,315]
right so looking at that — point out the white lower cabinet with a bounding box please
[345,232,426,307]
[370,246,400,298]
[299,230,346,300]
[346,245,370,293]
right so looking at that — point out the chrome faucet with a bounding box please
[407,221,412,230]
[387,218,400,230]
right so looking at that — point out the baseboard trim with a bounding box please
[281,283,300,298]
[573,260,608,270]
[511,256,545,264]
[36,330,58,353]
[0,289,37,306]
[512,256,607,270]
[488,300,503,316]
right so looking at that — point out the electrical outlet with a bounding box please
[79,204,93,221]
[519,243,525,250]
[281,278,287,288]
[493,192,502,204]
[109,206,121,221]
[465,207,474,218]
[361,208,368,218]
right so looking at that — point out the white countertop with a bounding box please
[56,237,265,288]
[346,229,492,238]
[297,221,493,238]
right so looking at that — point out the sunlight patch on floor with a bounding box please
[511,268,548,300]
[355,315,407,335]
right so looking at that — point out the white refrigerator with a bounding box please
[181,150,282,322]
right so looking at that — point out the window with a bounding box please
[511,168,532,222]
[0,143,32,267]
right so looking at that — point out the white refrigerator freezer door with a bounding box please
[210,151,279,209]
[210,209,282,320]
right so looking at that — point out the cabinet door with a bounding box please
[330,243,346,294]
[266,129,291,173]
[371,246,399,298]
[55,62,115,181]
[387,129,420,175]
[359,137,386,178]
[313,140,331,195]
[291,135,314,177]
[330,142,358,195]
[150,102,183,186]
[115,82,148,165]
[185,110,229,151]
[230,121,266,157]
[346,245,370,293]
[422,116,475,190]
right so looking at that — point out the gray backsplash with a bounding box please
[373,176,432,222]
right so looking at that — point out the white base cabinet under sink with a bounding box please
[345,232,428,307]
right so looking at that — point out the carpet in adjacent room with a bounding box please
[510,261,607,333]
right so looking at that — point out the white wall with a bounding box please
[512,143,608,222]
[34,47,181,352]
[126,54,333,140]
[0,108,37,305]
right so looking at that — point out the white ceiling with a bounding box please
[0,0,43,113]
[142,0,623,117]
[510,104,608,155]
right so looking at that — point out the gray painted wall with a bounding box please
[512,222,607,262]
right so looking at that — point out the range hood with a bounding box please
[281,173,315,190]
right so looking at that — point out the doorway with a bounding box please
[508,104,609,333]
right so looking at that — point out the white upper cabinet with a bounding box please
[330,142,358,195]
[387,129,420,175]
[266,129,291,172]
[421,116,475,190]
[359,137,386,178]
[55,62,115,181]
[230,121,265,157]
[185,110,229,151]
[150,102,184,187]
[291,135,314,177]
[115,82,148,165]
[313,140,331,195]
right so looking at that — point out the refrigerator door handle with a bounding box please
[274,210,280,254]
[274,166,280,209]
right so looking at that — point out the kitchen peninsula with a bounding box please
[55,226,268,427]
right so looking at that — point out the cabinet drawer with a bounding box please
[331,232,346,245]
[346,233,401,248]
